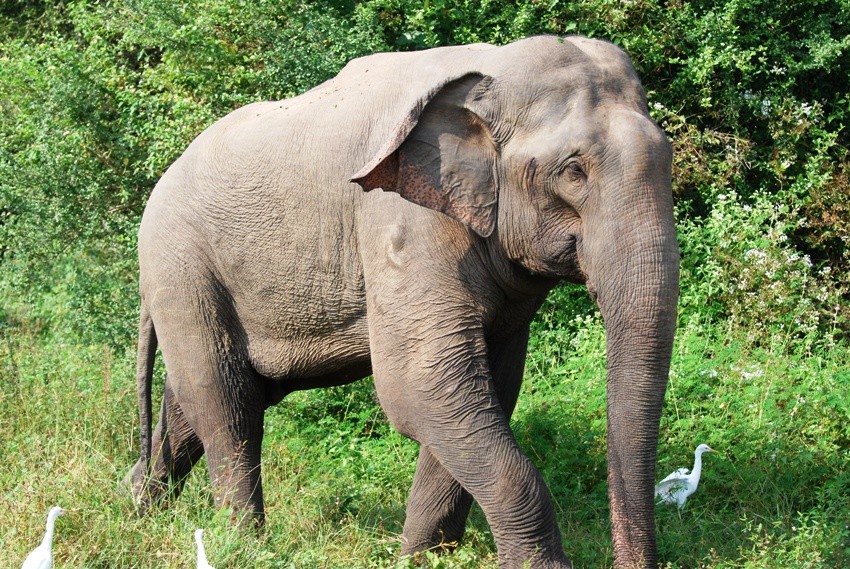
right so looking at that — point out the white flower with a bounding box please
[740,368,764,380]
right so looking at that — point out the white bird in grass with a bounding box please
[195,529,215,569]
[655,444,718,509]
[22,506,64,569]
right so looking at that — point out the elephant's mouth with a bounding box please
[526,232,587,283]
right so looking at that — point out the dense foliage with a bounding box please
[2,0,848,347]
[2,1,848,567]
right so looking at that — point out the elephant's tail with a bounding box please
[136,302,157,474]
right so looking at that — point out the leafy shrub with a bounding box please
[678,190,846,352]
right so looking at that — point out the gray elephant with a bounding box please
[127,35,678,569]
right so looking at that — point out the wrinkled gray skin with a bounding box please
[127,35,678,569]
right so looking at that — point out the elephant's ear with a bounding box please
[351,73,499,237]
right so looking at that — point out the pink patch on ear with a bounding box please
[396,154,495,238]
[351,153,398,191]
[396,154,447,211]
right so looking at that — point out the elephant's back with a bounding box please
[145,40,503,211]
[137,100,372,382]
[137,40,514,307]
[136,93,367,332]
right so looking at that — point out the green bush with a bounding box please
[678,190,847,352]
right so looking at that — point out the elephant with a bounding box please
[126,35,679,569]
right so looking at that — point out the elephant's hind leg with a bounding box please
[150,284,267,526]
[171,356,266,526]
[196,392,266,527]
[126,376,205,512]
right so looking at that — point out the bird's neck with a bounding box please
[41,515,58,548]
[692,450,704,480]
[197,539,207,563]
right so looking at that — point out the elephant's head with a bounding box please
[353,35,678,568]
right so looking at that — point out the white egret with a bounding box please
[655,443,718,509]
[22,506,64,569]
[195,528,215,569]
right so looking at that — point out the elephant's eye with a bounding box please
[554,157,586,184]
[565,160,586,181]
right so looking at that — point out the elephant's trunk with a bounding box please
[599,249,678,568]
[584,111,679,568]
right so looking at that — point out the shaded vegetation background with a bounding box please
[1,1,848,567]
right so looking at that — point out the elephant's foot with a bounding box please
[400,543,572,569]
[122,459,185,515]
[401,447,472,556]
[401,533,461,557]
[206,440,266,528]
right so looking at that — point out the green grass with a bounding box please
[2,291,849,568]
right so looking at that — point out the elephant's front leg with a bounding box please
[369,318,570,569]
[400,329,533,557]
[401,447,474,554]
